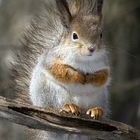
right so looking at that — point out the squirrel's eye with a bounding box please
[100,33,103,38]
[72,32,79,40]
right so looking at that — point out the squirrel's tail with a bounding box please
[11,0,64,103]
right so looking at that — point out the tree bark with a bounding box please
[0,96,139,140]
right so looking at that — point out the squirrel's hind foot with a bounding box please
[59,103,80,116]
[86,107,104,120]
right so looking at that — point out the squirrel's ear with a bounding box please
[93,0,104,16]
[56,0,72,28]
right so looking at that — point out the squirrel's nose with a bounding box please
[88,47,96,53]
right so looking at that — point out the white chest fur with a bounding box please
[29,48,110,116]
[30,64,109,116]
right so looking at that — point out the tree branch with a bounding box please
[0,96,139,139]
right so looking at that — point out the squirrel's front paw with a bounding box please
[67,68,85,84]
[60,103,80,115]
[86,107,103,119]
[86,69,109,86]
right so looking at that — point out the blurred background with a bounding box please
[0,0,140,139]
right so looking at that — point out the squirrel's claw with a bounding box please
[86,107,104,119]
[60,103,80,115]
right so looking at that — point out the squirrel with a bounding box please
[13,0,111,139]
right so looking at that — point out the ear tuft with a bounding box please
[93,0,104,16]
[56,0,72,28]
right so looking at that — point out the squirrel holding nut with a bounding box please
[13,0,110,139]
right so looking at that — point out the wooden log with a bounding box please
[0,96,139,140]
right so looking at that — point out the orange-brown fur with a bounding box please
[47,63,85,84]
[86,69,109,86]
[47,62,109,86]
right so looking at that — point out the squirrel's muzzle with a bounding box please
[87,44,96,53]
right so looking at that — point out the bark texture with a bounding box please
[0,96,139,140]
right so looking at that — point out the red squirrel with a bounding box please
[13,0,110,139]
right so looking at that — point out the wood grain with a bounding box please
[0,96,139,140]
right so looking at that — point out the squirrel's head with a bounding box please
[56,0,104,59]
[65,15,102,57]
